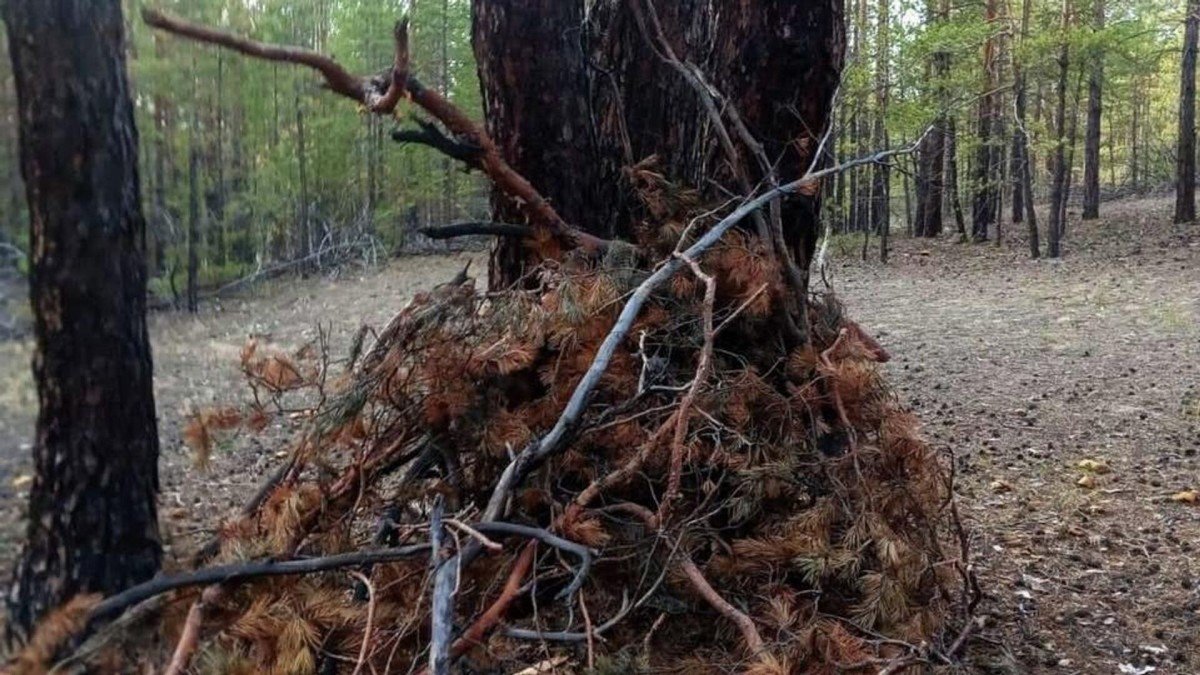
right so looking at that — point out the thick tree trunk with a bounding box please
[474,0,842,289]
[1176,0,1198,223]
[2,0,161,639]
[1081,0,1104,220]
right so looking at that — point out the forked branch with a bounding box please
[143,8,609,253]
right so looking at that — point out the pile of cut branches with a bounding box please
[10,8,976,674]
[20,174,972,675]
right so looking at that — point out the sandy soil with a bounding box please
[0,197,1196,672]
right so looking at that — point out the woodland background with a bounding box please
[0,0,1191,303]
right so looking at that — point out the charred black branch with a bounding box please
[392,118,483,169]
[420,222,534,240]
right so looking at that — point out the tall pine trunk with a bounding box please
[3,0,161,639]
[1176,0,1199,223]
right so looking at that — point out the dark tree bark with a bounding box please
[1176,0,1199,224]
[471,0,612,289]
[2,0,162,639]
[1048,0,1072,257]
[1081,0,1105,220]
[474,0,842,290]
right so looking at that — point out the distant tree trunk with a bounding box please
[915,0,949,237]
[475,0,842,289]
[1047,0,1072,258]
[1081,0,1104,220]
[187,146,200,313]
[2,0,161,639]
[1130,81,1141,191]
[1011,0,1033,225]
[971,0,1002,242]
[946,118,967,239]
[296,95,311,259]
[1176,0,1198,223]
[873,0,891,262]
[187,63,201,313]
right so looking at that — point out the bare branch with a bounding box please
[392,118,483,168]
[420,222,534,240]
[88,544,431,623]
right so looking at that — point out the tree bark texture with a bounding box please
[2,0,162,639]
[474,0,845,287]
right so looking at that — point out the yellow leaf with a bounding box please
[1171,490,1197,504]
[11,474,32,489]
[1077,475,1097,489]
[1077,459,1111,474]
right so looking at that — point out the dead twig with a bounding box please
[347,571,375,675]
[658,254,716,525]
[162,585,224,675]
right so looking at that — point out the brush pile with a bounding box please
[21,169,973,675]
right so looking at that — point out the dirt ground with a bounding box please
[0,196,1197,672]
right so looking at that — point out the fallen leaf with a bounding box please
[1077,458,1111,474]
[1170,490,1197,504]
[990,479,1014,493]
[11,474,32,489]
[1076,475,1096,489]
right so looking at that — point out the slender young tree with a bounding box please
[873,0,892,261]
[1082,0,1105,220]
[1176,0,1199,223]
[2,0,161,638]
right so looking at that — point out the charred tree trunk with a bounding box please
[474,0,842,289]
[2,0,161,639]
[471,0,611,289]
[1176,0,1199,224]
[1081,0,1104,220]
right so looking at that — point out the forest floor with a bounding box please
[0,196,1197,673]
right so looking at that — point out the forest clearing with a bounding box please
[1,0,1198,672]
[1,196,1196,672]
